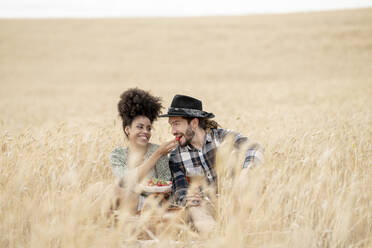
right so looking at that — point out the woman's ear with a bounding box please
[124,126,130,136]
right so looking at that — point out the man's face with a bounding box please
[169,117,195,147]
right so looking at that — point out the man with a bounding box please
[160,94,264,207]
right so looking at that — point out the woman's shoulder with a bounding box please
[111,146,127,154]
[110,146,128,161]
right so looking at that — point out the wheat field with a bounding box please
[0,8,371,247]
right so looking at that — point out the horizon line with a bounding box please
[0,6,371,19]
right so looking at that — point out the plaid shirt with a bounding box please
[169,128,264,205]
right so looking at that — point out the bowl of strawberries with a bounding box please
[142,178,172,193]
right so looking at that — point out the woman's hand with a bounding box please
[156,139,178,156]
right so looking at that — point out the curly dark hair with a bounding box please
[118,88,163,134]
[184,117,220,131]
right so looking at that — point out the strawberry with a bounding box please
[147,178,171,187]
[148,178,157,186]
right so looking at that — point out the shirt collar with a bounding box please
[185,131,213,151]
[205,132,213,143]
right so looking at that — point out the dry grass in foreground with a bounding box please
[0,119,371,247]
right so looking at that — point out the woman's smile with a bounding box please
[126,115,152,147]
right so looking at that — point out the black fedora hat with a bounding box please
[159,95,215,118]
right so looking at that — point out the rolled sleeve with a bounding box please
[243,143,265,168]
[216,129,264,168]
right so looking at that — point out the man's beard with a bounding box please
[179,125,195,147]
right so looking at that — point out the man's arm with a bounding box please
[231,130,264,168]
[215,128,264,168]
[169,152,189,206]
[242,142,264,168]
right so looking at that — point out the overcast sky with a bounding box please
[1,0,371,18]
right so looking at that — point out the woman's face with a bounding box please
[125,115,152,147]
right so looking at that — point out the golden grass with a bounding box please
[0,8,371,247]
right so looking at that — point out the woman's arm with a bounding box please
[136,139,177,183]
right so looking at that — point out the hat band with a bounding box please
[168,107,209,117]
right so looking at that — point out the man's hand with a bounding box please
[186,192,202,207]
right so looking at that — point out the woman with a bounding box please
[110,88,176,212]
